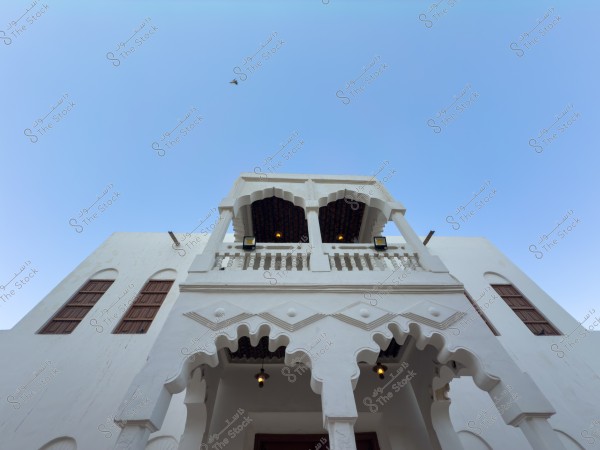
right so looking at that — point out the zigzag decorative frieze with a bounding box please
[183,312,254,330]
[183,300,464,334]
[258,312,327,332]
[400,311,465,330]
[332,312,397,331]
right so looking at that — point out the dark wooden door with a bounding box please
[254,432,380,450]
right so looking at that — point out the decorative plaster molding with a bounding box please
[332,302,397,331]
[400,301,465,330]
[182,299,465,334]
[183,301,253,330]
[258,302,326,332]
[180,283,464,294]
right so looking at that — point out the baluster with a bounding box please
[358,253,368,271]
[404,254,416,270]
[399,255,409,270]
[383,253,396,272]
[403,254,412,270]
[301,253,308,271]
[387,253,400,270]
[350,253,360,270]
[339,253,348,271]
[329,255,336,271]
[375,253,386,270]
[214,254,224,270]
[363,253,371,270]
[291,253,298,271]
[226,253,236,270]
[258,253,266,270]
[247,252,256,270]
[411,254,422,270]
[235,252,244,270]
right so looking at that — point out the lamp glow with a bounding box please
[373,362,388,379]
[255,368,269,388]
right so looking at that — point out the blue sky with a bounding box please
[1,0,598,330]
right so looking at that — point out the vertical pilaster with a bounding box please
[306,206,331,271]
[189,208,234,272]
[325,420,357,450]
[484,372,566,450]
[178,369,207,450]
[430,385,466,450]
[321,378,357,450]
[390,210,447,272]
[515,416,566,450]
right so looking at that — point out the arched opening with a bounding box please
[176,329,334,450]
[355,334,466,450]
[251,196,308,243]
[316,189,388,244]
[318,198,366,243]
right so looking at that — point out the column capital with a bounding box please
[218,197,236,210]
[113,423,154,450]
[114,419,158,433]
[305,200,321,211]
[388,202,407,216]
[489,375,555,426]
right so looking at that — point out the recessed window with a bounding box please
[491,284,560,335]
[39,279,115,334]
[113,280,174,334]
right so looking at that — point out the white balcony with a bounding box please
[211,243,424,272]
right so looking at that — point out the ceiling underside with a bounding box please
[227,336,402,364]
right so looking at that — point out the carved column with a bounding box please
[306,205,331,272]
[514,416,566,450]
[178,368,207,450]
[430,385,466,450]
[189,208,234,272]
[390,209,447,273]
[322,378,358,450]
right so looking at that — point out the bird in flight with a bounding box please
[230,79,238,85]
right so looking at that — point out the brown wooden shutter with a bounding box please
[113,280,174,334]
[464,291,499,336]
[39,279,115,334]
[491,284,561,335]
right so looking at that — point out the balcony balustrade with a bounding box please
[211,243,424,272]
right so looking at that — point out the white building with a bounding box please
[1,173,599,450]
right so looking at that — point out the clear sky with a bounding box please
[1,0,598,330]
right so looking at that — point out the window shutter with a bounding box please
[113,280,174,334]
[39,279,114,334]
[491,284,560,335]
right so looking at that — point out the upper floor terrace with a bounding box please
[181,173,460,290]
